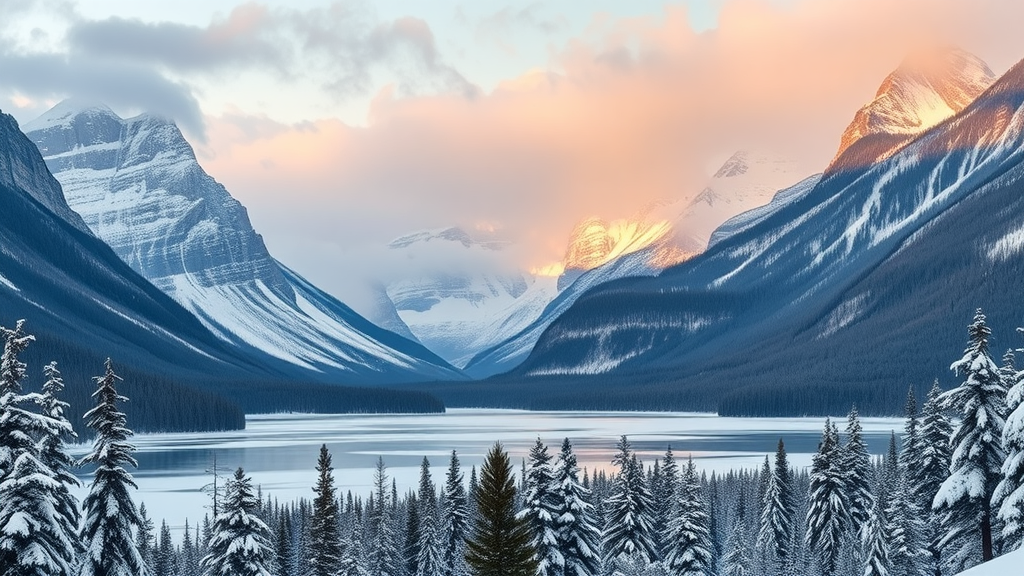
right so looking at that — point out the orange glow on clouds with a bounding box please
[196,0,1024,299]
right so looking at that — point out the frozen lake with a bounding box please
[71,409,904,534]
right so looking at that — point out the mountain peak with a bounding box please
[389,227,474,249]
[22,98,117,133]
[712,151,750,178]
[830,47,994,170]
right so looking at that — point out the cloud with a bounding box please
[67,5,289,73]
[0,52,206,135]
[0,1,470,139]
[193,0,1024,305]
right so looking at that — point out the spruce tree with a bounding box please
[441,451,469,576]
[275,514,295,576]
[156,520,175,576]
[934,309,1007,564]
[665,458,714,576]
[403,493,420,576]
[201,467,276,576]
[996,339,1024,551]
[721,493,752,576]
[844,407,875,538]
[863,490,892,576]
[79,359,148,576]
[887,471,925,576]
[416,457,443,576]
[653,446,679,560]
[36,361,81,561]
[182,519,202,576]
[370,457,400,576]
[757,438,794,571]
[918,380,952,574]
[0,340,82,576]
[520,438,560,576]
[900,387,923,501]
[806,419,849,576]
[308,444,342,576]
[603,436,657,567]
[552,438,601,576]
[465,442,538,576]
[138,503,156,570]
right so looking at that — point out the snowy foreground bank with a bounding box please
[955,546,1024,575]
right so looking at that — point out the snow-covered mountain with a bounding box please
[462,152,811,377]
[480,53,1024,415]
[25,101,459,383]
[828,47,994,172]
[381,227,558,368]
[0,106,292,427]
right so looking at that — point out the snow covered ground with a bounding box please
[955,547,1024,575]
[69,409,902,537]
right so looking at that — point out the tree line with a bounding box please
[5,307,1024,575]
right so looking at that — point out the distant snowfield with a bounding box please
[69,409,902,537]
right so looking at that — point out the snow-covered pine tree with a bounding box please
[757,438,794,571]
[917,380,952,573]
[721,490,752,576]
[182,519,201,576]
[441,451,468,576]
[996,338,1024,552]
[862,489,892,576]
[36,361,81,558]
[883,433,899,496]
[0,338,83,576]
[308,444,342,576]
[156,520,175,576]
[806,419,849,576]
[519,438,560,576]
[416,457,443,576]
[844,407,875,538]
[79,358,148,576]
[403,492,420,576]
[201,467,276,576]
[465,442,538,576]
[934,309,1007,564]
[603,436,658,568]
[653,446,679,560]
[275,514,295,576]
[370,456,400,576]
[900,387,922,495]
[138,503,156,569]
[665,457,714,576]
[887,470,925,576]
[552,438,601,576]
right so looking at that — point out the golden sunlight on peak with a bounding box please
[530,262,567,277]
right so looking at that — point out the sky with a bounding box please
[3,0,1024,307]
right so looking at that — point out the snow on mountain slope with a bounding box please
[464,246,661,378]
[383,227,558,368]
[509,54,1024,400]
[462,152,810,377]
[707,173,822,248]
[555,151,807,290]
[829,47,994,172]
[0,107,274,384]
[27,102,459,383]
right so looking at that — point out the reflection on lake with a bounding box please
[71,409,904,533]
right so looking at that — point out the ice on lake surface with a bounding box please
[70,409,903,535]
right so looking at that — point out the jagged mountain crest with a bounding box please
[829,47,995,172]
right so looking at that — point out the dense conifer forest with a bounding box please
[4,308,1024,576]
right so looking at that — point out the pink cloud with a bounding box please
[197,0,1024,300]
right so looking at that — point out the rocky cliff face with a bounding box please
[26,101,459,383]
